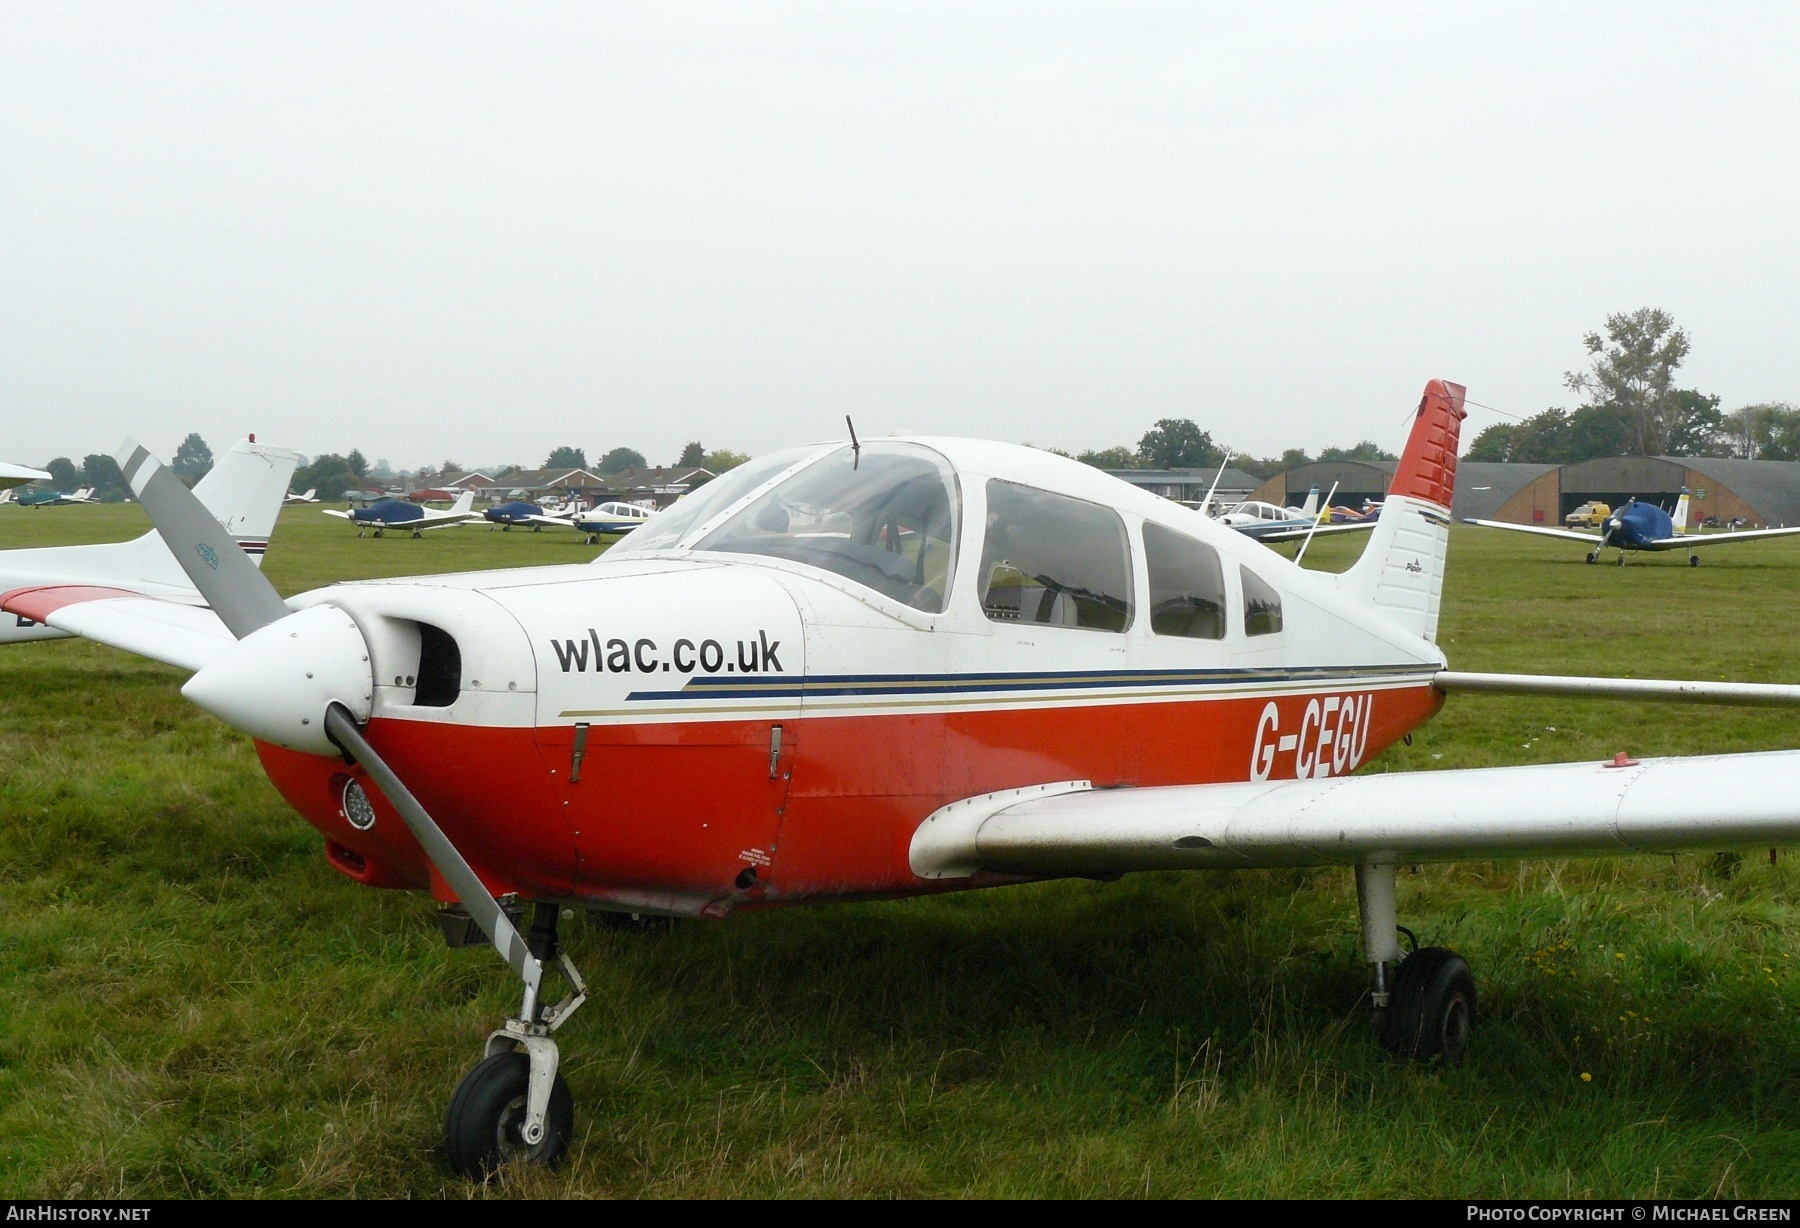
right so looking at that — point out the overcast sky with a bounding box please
[3,2,1796,471]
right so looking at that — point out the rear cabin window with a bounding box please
[979,480,1133,632]
[1143,522,1226,640]
[1240,566,1284,636]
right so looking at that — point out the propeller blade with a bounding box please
[323,704,543,994]
[117,439,289,638]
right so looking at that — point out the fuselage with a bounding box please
[255,438,1446,918]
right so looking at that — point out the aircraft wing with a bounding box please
[1256,520,1380,545]
[321,509,354,520]
[0,584,237,673]
[1460,518,1602,544]
[413,512,476,530]
[1646,526,1800,550]
[525,514,575,527]
[909,751,1800,880]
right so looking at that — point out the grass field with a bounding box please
[4,504,1800,1197]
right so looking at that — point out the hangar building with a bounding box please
[1247,457,1800,529]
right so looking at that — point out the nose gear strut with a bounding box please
[323,705,589,1174]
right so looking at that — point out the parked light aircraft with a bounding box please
[1463,489,1800,565]
[0,438,296,645]
[324,490,478,537]
[16,486,98,507]
[484,500,571,531]
[570,500,654,543]
[10,381,1800,1177]
[285,488,319,505]
[1218,484,1377,545]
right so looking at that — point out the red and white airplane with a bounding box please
[6,381,1800,1176]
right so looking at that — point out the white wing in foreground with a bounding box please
[910,751,1800,880]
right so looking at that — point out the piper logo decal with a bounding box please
[1249,693,1376,782]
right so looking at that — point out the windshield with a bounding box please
[608,447,823,555]
[694,443,959,612]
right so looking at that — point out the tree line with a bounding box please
[1064,418,1395,480]
[1463,308,1796,464]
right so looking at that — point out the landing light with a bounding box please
[343,779,377,831]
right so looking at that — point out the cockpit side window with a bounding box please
[980,480,1133,632]
[1240,565,1284,636]
[695,444,960,613]
[1143,522,1225,640]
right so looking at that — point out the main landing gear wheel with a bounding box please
[1379,947,1476,1065]
[1689,554,1700,567]
[1617,551,1626,566]
[372,528,384,538]
[1354,864,1477,1067]
[1585,551,1598,564]
[445,1051,574,1175]
[412,529,423,539]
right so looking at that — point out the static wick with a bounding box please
[846,415,861,470]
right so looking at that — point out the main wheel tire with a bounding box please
[444,1051,574,1177]
[1585,552,1597,565]
[1380,947,1476,1066]
[1689,555,1700,567]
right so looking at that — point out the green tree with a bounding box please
[80,454,129,502]
[545,446,587,470]
[1564,308,1694,455]
[291,453,361,501]
[1463,424,1515,463]
[440,460,462,478]
[1137,419,1217,469]
[1076,446,1141,470]
[1720,402,1800,460]
[347,449,369,479]
[677,441,706,468]
[1317,440,1397,463]
[704,449,750,472]
[172,433,213,485]
[1666,389,1724,456]
[598,447,647,475]
[44,457,79,490]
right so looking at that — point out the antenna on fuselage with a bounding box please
[846,415,861,470]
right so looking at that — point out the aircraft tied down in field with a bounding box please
[325,489,479,537]
[1464,488,1800,565]
[1216,484,1377,545]
[9,381,1800,1177]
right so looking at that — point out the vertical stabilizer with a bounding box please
[1672,488,1691,534]
[1297,484,1321,517]
[449,489,476,516]
[1333,380,1466,644]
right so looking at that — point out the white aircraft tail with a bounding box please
[1672,488,1691,533]
[1333,381,1466,645]
[448,489,476,515]
[1298,484,1321,518]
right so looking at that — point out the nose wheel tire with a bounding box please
[444,1051,574,1177]
[1585,551,1598,564]
[1379,947,1476,1066]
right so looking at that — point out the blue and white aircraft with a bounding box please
[1464,490,1800,565]
[569,500,655,543]
[324,490,478,537]
[483,500,576,531]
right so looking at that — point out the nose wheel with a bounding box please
[1585,551,1598,564]
[443,901,590,1177]
[1356,864,1476,1067]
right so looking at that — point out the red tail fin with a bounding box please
[1387,380,1466,510]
